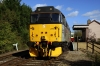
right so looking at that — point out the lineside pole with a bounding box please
[92,42,94,54]
[77,36,78,51]
[86,38,88,50]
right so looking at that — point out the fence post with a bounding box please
[77,36,78,51]
[86,38,88,50]
[86,41,88,50]
[92,42,94,54]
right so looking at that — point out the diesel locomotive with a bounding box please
[27,6,73,58]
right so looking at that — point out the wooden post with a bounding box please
[92,42,94,54]
[86,38,88,50]
[77,36,78,51]
[86,42,88,50]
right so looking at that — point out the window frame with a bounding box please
[51,13,60,22]
[30,14,39,23]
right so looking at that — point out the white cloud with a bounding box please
[92,19,100,22]
[66,7,72,11]
[55,5,62,10]
[66,11,79,17]
[33,4,47,10]
[82,10,100,16]
[89,14,100,18]
[82,10,100,22]
[73,21,78,25]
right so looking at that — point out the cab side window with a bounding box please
[60,14,63,23]
[63,18,66,26]
[58,14,61,22]
[31,14,38,23]
[61,14,65,25]
[59,13,68,28]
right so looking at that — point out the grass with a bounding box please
[73,42,100,66]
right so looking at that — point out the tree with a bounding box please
[74,30,82,37]
[20,3,32,43]
[0,21,18,53]
[0,0,32,53]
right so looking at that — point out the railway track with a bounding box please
[0,50,30,66]
[19,59,62,66]
[0,49,69,66]
[0,49,93,66]
[0,54,16,64]
[17,51,68,66]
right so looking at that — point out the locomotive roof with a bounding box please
[32,6,65,18]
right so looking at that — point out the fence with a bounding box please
[86,39,100,54]
[86,39,100,66]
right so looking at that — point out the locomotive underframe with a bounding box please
[27,41,69,57]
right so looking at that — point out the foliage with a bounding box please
[74,30,82,37]
[0,22,17,53]
[96,38,100,44]
[87,53,100,66]
[0,0,32,54]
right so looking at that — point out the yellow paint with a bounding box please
[48,47,62,57]
[29,47,62,57]
[29,47,38,57]
[30,24,62,42]
[29,24,64,57]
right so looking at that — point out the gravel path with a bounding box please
[58,50,93,66]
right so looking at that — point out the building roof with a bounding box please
[72,25,88,30]
[88,20,100,25]
[73,20,100,30]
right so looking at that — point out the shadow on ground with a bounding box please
[12,50,31,59]
[60,58,100,66]
[11,50,51,60]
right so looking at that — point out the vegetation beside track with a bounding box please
[75,42,100,66]
[0,0,32,54]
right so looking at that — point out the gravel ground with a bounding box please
[58,50,93,66]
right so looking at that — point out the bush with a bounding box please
[96,38,100,45]
[0,0,32,54]
[0,22,18,54]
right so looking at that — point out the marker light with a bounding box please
[38,8,41,11]
[50,8,52,10]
